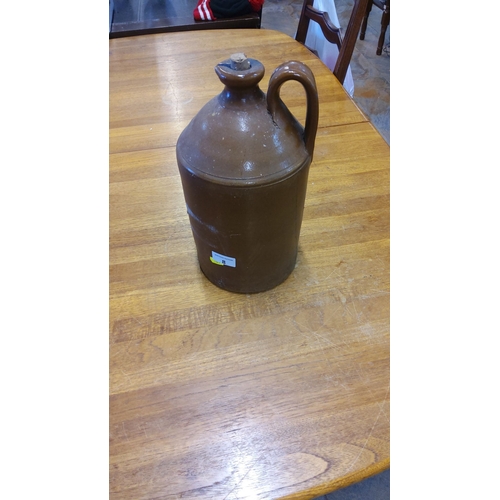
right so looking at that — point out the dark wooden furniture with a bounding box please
[360,0,390,55]
[109,0,262,38]
[295,0,369,85]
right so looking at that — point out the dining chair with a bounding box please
[295,0,369,87]
[359,0,390,55]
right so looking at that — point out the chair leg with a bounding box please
[376,9,389,55]
[359,0,372,40]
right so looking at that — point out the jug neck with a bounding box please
[215,55,265,89]
[215,55,266,107]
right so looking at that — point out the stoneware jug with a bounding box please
[176,53,319,293]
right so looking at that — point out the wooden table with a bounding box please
[110,29,390,500]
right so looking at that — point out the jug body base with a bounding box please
[180,162,310,294]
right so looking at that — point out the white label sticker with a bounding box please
[210,251,236,268]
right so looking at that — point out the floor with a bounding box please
[312,469,390,500]
[109,1,390,497]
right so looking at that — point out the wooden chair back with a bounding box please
[295,0,369,84]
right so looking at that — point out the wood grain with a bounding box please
[110,29,389,499]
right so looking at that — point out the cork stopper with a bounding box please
[230,53,251,71]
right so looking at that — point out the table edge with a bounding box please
[278,457,390,500]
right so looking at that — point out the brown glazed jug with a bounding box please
[176,53,319,293]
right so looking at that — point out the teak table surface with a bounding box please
[110,29,390,500]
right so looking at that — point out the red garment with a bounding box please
[194,0,215,21]
[248,0,264,11]
[193,0,264,22]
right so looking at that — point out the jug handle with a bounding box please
[267,61,319,158]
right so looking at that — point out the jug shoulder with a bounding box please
[176,95,310,186]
